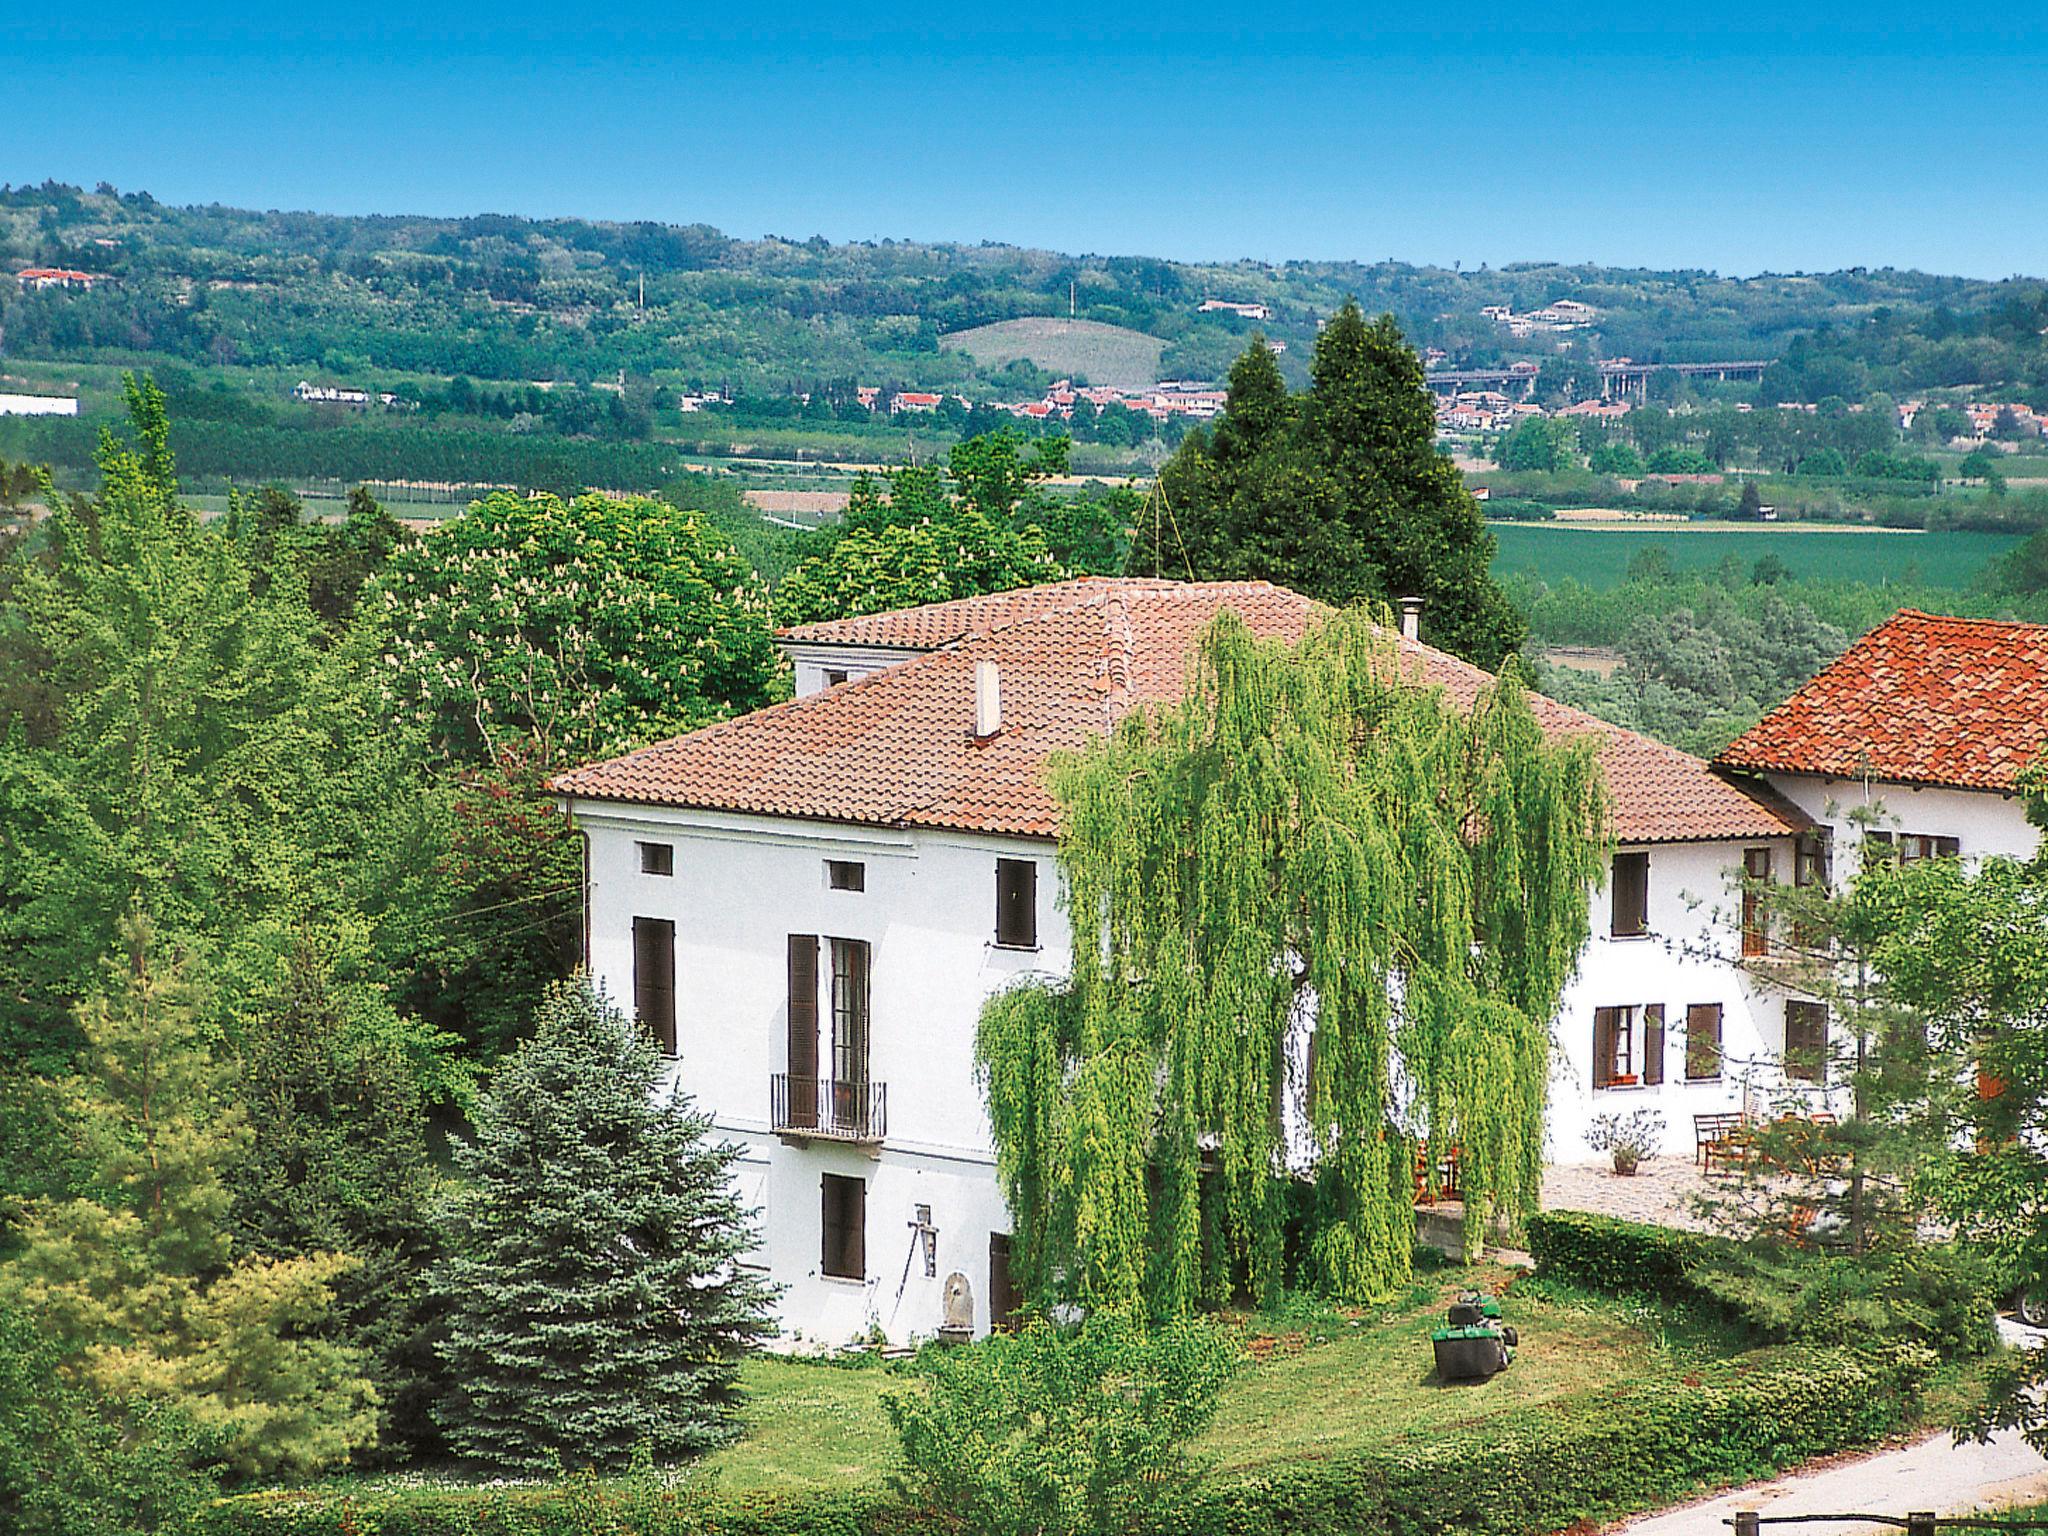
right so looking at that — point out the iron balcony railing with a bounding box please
[771,1074,886,1143]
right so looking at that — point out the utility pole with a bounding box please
[1070,279,1076,319]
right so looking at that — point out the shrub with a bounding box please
[884,1316,1240,1536]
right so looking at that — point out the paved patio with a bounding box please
[1540,1154,1714,1230]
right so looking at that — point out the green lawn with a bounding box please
[1490,522,2021,589]
[704,1266,1729,1494]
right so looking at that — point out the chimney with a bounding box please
[1398,596,1424,643]
[974,660,1003,739]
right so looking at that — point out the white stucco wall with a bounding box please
[573,790,1817,1341]
[1761,773,2040,878]
[575,801,1064,1347]
[1550,836,1826,1163]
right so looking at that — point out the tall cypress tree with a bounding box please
[432,977,776,1473]
[1133,305,1524,668]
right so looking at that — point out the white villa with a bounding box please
[552,582,2045,1347]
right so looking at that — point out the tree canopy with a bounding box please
[1132,306,1525,667]
[976,610,1608,1317]
[368,489,782,766]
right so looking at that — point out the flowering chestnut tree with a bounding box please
[369,491,783,766]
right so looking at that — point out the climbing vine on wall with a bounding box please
[976,609,1610,1316]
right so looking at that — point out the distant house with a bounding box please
[891,392,944,414]
[292,380,372,407]
[1197,299,1271,321]
[16,267,104,292]
[0,392,80,418]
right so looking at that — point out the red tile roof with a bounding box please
[556,580,1806,844]
[1715,608,2048,792]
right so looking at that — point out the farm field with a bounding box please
[940,317,1168,391]
[1491,521,2022,589]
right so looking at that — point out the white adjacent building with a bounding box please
[1716,608,2047,876]
[553,579,1857,1346]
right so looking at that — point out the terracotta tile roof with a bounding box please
[1715,608,2048,793]
[774,577,1185,650]
[556,580,1806,845]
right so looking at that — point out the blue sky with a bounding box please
[7,3,2045,278]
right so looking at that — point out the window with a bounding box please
[821,1173,866,1280]
[825,859,865,892]
[1610,852,1649,938]
[1685,1003,1724,1081]
[1741,847,1772,957]
[633,917,676,1056]
[995,858,1038,949]
[1593,1006,1637,1089]
[1642,1004,1666,1087]
[638,841,674,876]
[1792,833,1828,946]
[824,668,850,687]
[1865,831,1960,865]
[831,938,871,1090]
[1785,1001,1828,1083]
[989,1233,1022,1332]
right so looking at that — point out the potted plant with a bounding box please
[1585,1108,1665,1176]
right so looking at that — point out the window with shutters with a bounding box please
[825,859,865,891]
[1593,1005,1637,1088]
[1685,1003,1724,1081]
[1642,1004,1666,1087]
[1872,831,1958,864]
[821,1173,865,1280]
[995,858,1038,949]
[1741,847,1772,957]
[1785,1001,1828,1083]
[633,917,677,1056]
[638,841,674,876]
[1611,851,1649,938]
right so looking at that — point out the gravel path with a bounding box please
[1608,1322,2048,1535]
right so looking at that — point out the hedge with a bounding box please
[1525,1209,1710,1296]
[1190,1344,1929,1536]
[192,1345,1926,1536]
[1526,1211,1998,1359]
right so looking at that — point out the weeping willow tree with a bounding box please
[976,609,1609,1317]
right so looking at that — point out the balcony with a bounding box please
[771,1074,886,1146]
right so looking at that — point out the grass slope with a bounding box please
[940,318,1168,391]
[704,1267,1716,1494]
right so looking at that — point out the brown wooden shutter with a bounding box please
[633,917,676,1056]
[1592,1007,1618,1089]
[1685,1003,1723,1081]
[1742,847,1772,957]
[1643,1005,1665,1086]
[996,859,1037,948]
[788,935,818,1128]
[1611,852,1649,937]
[845,1175,866,1277]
